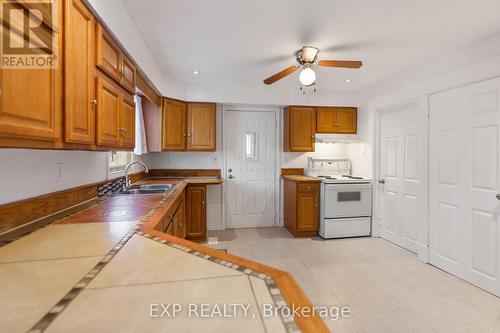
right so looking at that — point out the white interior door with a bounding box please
[430,77,500,296]
[225,110,277,228]
[378,105,424,253]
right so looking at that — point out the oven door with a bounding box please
[323,183,372,218]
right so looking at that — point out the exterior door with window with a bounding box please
[225,110,277,228]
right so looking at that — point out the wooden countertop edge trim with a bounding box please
[282,175,322,182]
[136,182,329,333]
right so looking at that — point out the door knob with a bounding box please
[228,175,233,179]
[496,194,500,200]
[378,179,385,184]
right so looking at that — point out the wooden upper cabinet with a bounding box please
[120,96,136,149]
[186,185,206,241]
[162,98,187,151]
[316,107,336,133]
[0,4,62,146]
[335,107,357,133]
[64,0,95,145]
[96,23,122,83]
[316,107,357,134]
[96,23,136,94]
[96,76,121,147]
[187,102,216,151]
[121,55,136,94]
[284,106,316,152]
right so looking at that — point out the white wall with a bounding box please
[0,149,108,205]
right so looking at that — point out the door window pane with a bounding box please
[245,132,257,160]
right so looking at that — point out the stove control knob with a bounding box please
[378,179,386,184]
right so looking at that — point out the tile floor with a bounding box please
[208,227,500,333]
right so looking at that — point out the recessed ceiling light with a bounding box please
[345,79,351,83]
[192,70,199,75]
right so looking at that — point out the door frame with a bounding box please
[222,105,281,229]
[373,97,430,262]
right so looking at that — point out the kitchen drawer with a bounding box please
[297,183,319,193]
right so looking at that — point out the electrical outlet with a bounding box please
[56,163,63,182]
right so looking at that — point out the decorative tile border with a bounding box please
[138,231,301,333]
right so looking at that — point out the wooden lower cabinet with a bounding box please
[186,185,206,241]
[173,200,186,238]
[283,179,320,237]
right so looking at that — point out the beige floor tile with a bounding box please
[249,276,287,333]
[0,222,136,263]
[47,275,270,333]
[87,235,243,289]
[0,256,101,333]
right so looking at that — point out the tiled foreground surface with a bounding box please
[0,208,292,332]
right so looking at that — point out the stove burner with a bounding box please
[342,175,364,180]
[318,175,337,180]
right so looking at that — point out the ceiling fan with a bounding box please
[263,46,362,86]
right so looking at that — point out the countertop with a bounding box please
[0,177,327,333]
[282,175,321,182]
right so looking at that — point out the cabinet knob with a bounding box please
[202,201,205,205]
[496,194,500,200]
[187,133,192,137]
[90,99,97,106]
[378,179,385,184]
[228,175,233,179]
[311,135,315,139]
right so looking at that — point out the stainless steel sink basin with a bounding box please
[137,184,175,190]
[119,183,175,195]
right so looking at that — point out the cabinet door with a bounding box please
[284,106,316,152]
[162,99,186,151]
[187,103,216,151]
[121,55,136,94]
[173,201,186,239]
[96,23,122,83]
[64,0,95,144]
[120,96,135,149]
[335,107,357,133]
[186,185,206,240]
[316,107,336,133]
[96,77,121,147]
[296,191,318,231]
[0,7,62,144]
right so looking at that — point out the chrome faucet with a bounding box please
[124,161,149,190]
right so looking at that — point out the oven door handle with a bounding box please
[324,184,373,190]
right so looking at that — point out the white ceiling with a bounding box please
[122,0,500,90]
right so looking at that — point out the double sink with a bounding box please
[120,184,175,195]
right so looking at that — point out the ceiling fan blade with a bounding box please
[263,66,298,85]
[318,60,363,69]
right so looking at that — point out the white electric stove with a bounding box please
[305,158,372,239]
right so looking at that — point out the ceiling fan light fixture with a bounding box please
[299,66,316,86]
[301,46,319,63]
